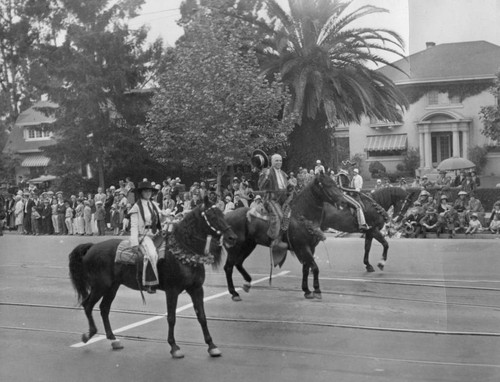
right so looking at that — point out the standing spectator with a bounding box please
[154,184,163,209]
[14,195,24,234]
[110,204,121,235]
[453,170,466,187]
[465,213,482,235]
[470,171,480,188]
[40,199,52,235]
[83,200,92,236]
[104,188,114,228]
[75,199,85,235]
[174,194,184,215]
[288,172,298,189]
[435,171,451,188]
[95,200,106,236]
[31,194,42,236]
[65,201,74,235]
[163,193,175,211]
[23,192,34,234]
[125,177,136,205]
[249,194,266,215]
[461,172,476,194]
[182,192,192,213]
[94,187,106,205]
[6,194,16,230]
[56,195,67,235]
[314,160,325,175]
[235,181,253,207]
[51,199,59,234]
[350,168,363,191]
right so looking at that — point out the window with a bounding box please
[428,91,439,105]
[449,94,461,104]
[26,126,52,140]
[367,149,406,158]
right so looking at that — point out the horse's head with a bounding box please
[394,189,417,222]
[200,196,237,248]
[311,172,347,206]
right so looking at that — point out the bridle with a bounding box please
[201,205,232,236]
[395,193,412,221]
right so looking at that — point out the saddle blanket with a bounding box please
[115,239,166,265]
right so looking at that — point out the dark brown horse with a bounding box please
[224,172,347,301]
[321,187,415,272]
[68,200,237,358]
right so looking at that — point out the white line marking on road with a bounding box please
[71,270,290,348]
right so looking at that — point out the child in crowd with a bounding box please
[83,200,92,236]
[489,214,500,235]
[65,201,74,235]
[110,204,121,235]
[51,199,59,234]
[95,200,106,236]
[465,213,482,235]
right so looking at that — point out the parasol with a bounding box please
[436,157,475,171]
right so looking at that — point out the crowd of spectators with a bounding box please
[1,165,499,238]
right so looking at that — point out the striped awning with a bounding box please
[21,155,50,167]
[366,134,407,151]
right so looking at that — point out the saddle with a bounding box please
[114,236,166,265]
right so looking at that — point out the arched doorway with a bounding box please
[416,111,471,170]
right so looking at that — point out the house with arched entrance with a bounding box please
[344,40,500,177]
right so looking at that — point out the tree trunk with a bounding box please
[287,117,333,172]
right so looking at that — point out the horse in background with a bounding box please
[68,199,237,358]
[224,173,347,301]
[321,187,416,272]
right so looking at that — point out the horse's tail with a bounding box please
[68,243,94,305]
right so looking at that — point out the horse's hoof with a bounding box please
[111,340,123,350]
[208,347,222,357]
[366,265,375,272]
[171,349,185,359]
[242,283,251,293]
[304,292,314,299]
[232,295,242,302]
[313,292,322,300]
[377,262,385,271]
[81,333,90,343]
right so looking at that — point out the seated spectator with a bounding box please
[435,170,450,188]
[466,194,485,225]
[437,195,451,217]
[410,176,421,188]
[398,177,407,190]
[223,195,235,215]
[489,201,500,223]
[234,195,245,209]
[419,207,441,238]
[454,190,469,230]
[441,207,461,238]
[489,214,500,235]
[420,175,433,189]
[465,213,483,235]
[372,179,383,192]
[400,201,424,238]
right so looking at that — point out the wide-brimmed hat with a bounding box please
[136,181,155,192]
[251,149,269,170]
[458,190,468,196]
[440,194,448,200]
[353,168,359,174]
[419,190,430,196]
[471,213,478,218]
[426,207,436,214]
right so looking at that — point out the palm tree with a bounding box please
[244,0,409,170]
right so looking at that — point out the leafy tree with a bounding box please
[143,16,294,190]
[227,0,409,170]
[479,71,500,142]
[43,0,165,188]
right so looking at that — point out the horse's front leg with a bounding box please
[223,257,240,301]
[166,288,183,358]
[372,228,389,271]
[187,285,221,357]
[99,282,122,349]
[310,257,322,299]
[363,231,375,272]
[302,262,313,299]
[235,263,252,293]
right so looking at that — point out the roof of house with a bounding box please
[15,100,57,126]
[377,41,500,85]
[3,101,57,155]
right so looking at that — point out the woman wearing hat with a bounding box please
[14,195,24,234]
[129,181,162,293]
[465,213,483,235]
[419,207,440,238]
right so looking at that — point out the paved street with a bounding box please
[1,233,499,382]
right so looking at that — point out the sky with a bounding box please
[130,0,500,64]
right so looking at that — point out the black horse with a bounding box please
[224,173,347,301]
[321,187,415,272]
[69,199,237,358]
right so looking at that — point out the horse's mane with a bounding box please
[171,205,223,267]
[370,187,406,208]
